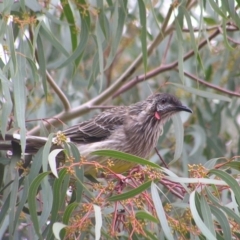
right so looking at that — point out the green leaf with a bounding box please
[96,21,104,92]
[14,178,29,231]
[209,169,240,205]
[105,1,126,69]
[210,205,232,240]
[189,191,217,240]
[220,206,240,225]
[63,202,79,225]
[175,20,185,83]
[224,161,240,171]
[28,172,50,239]
[222,1,240,30]
[188,125,206,156]
[135,210,159,223]
[36,34,47,95]
[200,196,216,237]
[68,142,84,202]
[42,133,54,172]
[52,222,67,240]
[77,0,91,28]
[9,170,19,235]
[222,19,234,51]
[39,22,69,57]
[48,149,63,178]
[87,51,99,89]
[46,169,68,239]
[98,11,110,40]
[92,150,161,169]
[182,6,204,70]
[203,17,218,25]
[56,19,89,69]
[151,182,174,240]
[109,181,151,201]
[171,114,184,162]
[28,148,44,184]
[0,193,11,232]
[208,0,227,19]
[26,57,39,83]
[25,0,42,11]
[61,0,77,51]
[138,0,147,73]
[0,70,12,138]
[7,24,16,73]
[39,175,53,229]
[13,38,26,153]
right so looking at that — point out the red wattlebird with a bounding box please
[0,93,192,175]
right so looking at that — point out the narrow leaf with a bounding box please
[109,181,151,201]
[92,150,161,169]
[172,114,184,162]
[52,222,67,240]
[189,191,217,240]
[48,149,63,178]
[175,20,185,83]
[93,205,102,240]
[210,205,232,240]
[96,21,104,92]
[209,169,240,205]
[135,210,159,223]
[151,182,174,240]
[57,20,89,69]
[28,172,50,239]
[138,0,147,72]
[200,196,216,237]
[61,0,77,51]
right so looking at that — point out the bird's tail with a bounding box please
[0,134,49,154]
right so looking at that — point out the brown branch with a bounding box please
[182,25,238,32]
[155,147,168,169]
[226,35,240,45]
[46,71,71,111]
[86,105,115,109]
[181,71,240,97]
[113,28,221,98]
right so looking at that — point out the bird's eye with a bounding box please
[161,98,166,104]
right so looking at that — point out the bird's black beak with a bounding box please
[175,105,192,113]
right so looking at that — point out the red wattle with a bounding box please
[154,112,161,120]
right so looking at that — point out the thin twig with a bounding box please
[226,35,240,45]
[182,25,238,32]
[113,28,221,97]
[181,71,240,97]
[46,71,71,111]
[86,105,115,109]
[155,147,168,168]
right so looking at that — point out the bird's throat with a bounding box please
[154,112,161,120]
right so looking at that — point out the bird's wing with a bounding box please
[62,106,127,143]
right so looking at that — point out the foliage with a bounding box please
[0,0,240,239]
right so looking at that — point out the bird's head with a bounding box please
[146,93,192,121]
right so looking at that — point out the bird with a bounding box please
[0,93,192,175]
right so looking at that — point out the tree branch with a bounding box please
[46,71,71,111]
[113,28,221,97]
[181,71,240,97]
